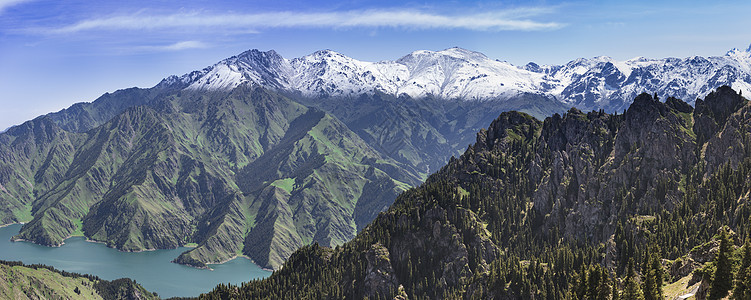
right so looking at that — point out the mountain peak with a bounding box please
[725,44,751,58]
[163,46,751,109]
[438,47,488,59]
[237,49,282,59]
[309,49,345,58]
[402,47,488,61]
[626,56,652,62]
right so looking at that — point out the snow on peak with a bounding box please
[726,44,751,60]
[437,47,489,60]
[170,47,751,111]
[176,48,547,100]
[627,56,651,63]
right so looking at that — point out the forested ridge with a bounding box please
[200,86,751,299]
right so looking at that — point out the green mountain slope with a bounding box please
[0,73,566,270]
[0,86,418,270]
[0,260,157,300]
[46,86,178,133]
[0,117,80,225]
[296,92,569,178]
[200,86,751,299]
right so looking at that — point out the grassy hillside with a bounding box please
[0,260,157,300]
[0,86,419,270]
[296,92,569,178]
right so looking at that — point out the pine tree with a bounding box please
[709,228,734,300]
[642,245,664,300]
[643,248,656,300]
[588,266,602,299]
[596,270,612,300]
[623,260,644,300]
[733,231,751,300]
[611,277,620,300]
[651,250,664,300]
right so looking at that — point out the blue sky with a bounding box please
[1,0,750,130]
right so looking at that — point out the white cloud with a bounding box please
[48,8,564,34]
[138,40,208,51]
[0,0,32,14]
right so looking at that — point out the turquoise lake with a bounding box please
[0,224,271,298]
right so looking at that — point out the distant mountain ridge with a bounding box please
[160,45,751,113]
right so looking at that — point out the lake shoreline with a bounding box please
[0,224,271,298]
[0,222,24,228]
[2,223,271,271]
[206,254,274,272]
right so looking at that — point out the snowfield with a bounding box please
[162,45,751,112]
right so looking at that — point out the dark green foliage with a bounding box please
[612,278,619,300]
[733,240,751,300]
[709,228,734,300]
[93,278,159,300]
[642,245,663,300]
[650,249,663,300]
[623,260,644,300]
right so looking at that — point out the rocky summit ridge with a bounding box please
[162,45,751,113]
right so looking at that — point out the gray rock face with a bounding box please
[464,86,747,254]
[695,85,747,144]
[363,244,400,299]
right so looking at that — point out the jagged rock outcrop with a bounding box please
[363,244,400,298]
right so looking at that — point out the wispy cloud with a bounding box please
[0,0,33,14]
[135,40,208,52]
[46,8,564,34]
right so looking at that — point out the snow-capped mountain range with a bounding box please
[160,45,751,112]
